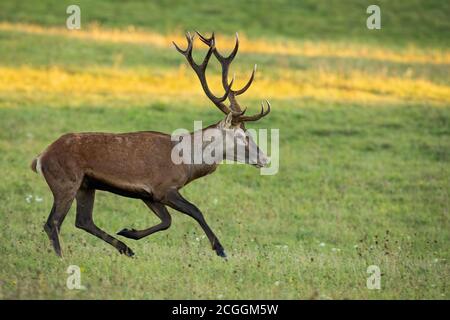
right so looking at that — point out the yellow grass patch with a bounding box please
[0,66,448,108]
[1,22,449,65]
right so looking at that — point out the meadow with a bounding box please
[0,0,448,299]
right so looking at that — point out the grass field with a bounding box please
[0,0,449,299]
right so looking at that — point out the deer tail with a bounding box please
[30,155,43,175]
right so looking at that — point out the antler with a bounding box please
[174,31,271,123]
[173,32,233,115]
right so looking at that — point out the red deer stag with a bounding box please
[31,32,271,259]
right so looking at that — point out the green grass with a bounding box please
[0,0,449,299]
[0,0,449,47]
[0,103,448,299]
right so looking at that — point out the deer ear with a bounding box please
[224,112,234,128]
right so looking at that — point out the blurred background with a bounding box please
[0,0,448,108]
[0,0,448,299]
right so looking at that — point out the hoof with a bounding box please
[117,243,135,257]
[216,248,227,259]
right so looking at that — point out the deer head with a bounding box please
[173,32,271,168]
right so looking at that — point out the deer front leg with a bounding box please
[117,200,172,240]
[164,190,227,259]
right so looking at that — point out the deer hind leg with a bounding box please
[164,190,227,259]
[75,187,134,257]
[44,194,75,257]
[117,200,172,240]
[41,155,84,257]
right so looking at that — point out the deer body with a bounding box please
[32,131,215,200]
[32,32,271,259]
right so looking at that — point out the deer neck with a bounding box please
[185,123,223,183]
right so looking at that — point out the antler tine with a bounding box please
[196,31,215,46]
[236,100,271,122]
[234,64,257,96]
[172,40,188,55]
[172,32,193,56]
[228,32,240,61]
[212,32,239,62]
